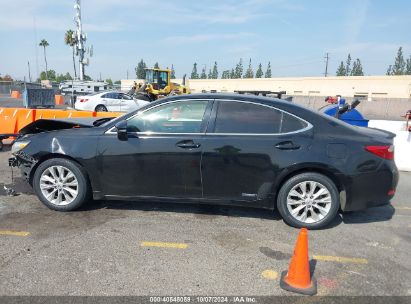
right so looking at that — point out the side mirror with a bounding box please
[115,120,128,141]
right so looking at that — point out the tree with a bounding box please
[65,72,72,81]
[230,68,235,79]
[255,63,263,78]
[234,58,243,78]
[345,54,352,76]
[105,78,113,86]
[39,69,56,81]
[84,75,92,81]
[191,63,199,79]
[64,30,77,79]
[211,61,218,79]
[406,56,411,75]
[244,58,254,78]
[38,70,74,82]
[200,66,207,79]
[114,80,121,85]
[207,69,213,79]
[221,70,230,79]
[55,72,72,83]
[350,58,364,76]
[265,62,272,78]
[154,62,160,69]
[39,39,49,79]
[336,61,347,76]
[386,65,393,76]
[391,47,406,75]
[2,75,13,81]
[135,59,147,79]
[170,64,176,79]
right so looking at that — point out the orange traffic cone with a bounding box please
[280,228,317,295]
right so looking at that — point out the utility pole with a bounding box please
[28,61,32,82]
[74,0,89,81]
[324,53,330,77]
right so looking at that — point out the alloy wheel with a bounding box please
[286,181,332,224]
[39,165,79,206]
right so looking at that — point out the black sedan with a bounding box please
[9,93,399,229]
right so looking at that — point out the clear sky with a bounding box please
[1,0,411,81]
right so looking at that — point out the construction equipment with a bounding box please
[131,68,190,102]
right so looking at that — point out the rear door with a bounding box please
[201,99,312,202]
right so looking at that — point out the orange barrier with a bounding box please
[11,91,21,99]
[0,107,123,135]
[55,95,64,105]
[0,108,20,134]
[280,228,317,295]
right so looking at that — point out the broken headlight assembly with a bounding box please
[11,140,31,154]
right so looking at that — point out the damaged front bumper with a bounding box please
[8,156,18,167]
[8,152,38,181]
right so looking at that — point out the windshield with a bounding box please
[145,70,154,83]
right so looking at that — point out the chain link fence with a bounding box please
[0,81,42,95]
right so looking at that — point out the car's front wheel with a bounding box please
[33,158,90,211]
[277,173,340,229]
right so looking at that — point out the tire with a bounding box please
[95,105,107,112]
[33,158,90,211]
[276,173,340,229]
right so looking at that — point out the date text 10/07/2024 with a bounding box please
[149,297,256,303]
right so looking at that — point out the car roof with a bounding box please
[157,93,311,114]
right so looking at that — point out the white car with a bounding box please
[74,91,150,112]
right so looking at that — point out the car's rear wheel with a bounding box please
[95,105,107,112]
[277,173,339,229]
[33,158,90,211]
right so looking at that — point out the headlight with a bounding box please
[11,140,31,154]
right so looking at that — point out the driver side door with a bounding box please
[97,99,213,198]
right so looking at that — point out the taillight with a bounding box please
[79,98,88,103]
[365,145,394,160]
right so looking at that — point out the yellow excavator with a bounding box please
[131,68,190,102]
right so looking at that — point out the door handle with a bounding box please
[176,140,201,149]
[275,141,300,150]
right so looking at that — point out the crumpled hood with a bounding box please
[19,117,115,135]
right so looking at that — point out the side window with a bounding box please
[127,100,209,133]
[214,101,308,134]
[121,94,133,100]
[101,93,112,98]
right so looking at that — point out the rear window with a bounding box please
[214,101,308,134]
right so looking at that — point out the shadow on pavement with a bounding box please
[81,199,283,221]
[341,204,395,224]
[80,199,394,228]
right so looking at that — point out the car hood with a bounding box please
[19,117,115,135]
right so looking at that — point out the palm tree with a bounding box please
[64,30,77,79]
[39,39,49,79]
